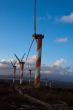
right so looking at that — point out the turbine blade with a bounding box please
[28,63,29,69]
[10,60,14,66]
[21,53,25,61]
[14,54,20,62]
[34,0,36,34]
[26,39,34,61]
[14,61,17,66]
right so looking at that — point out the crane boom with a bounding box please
[10,60,14,66]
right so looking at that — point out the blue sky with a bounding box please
[0,0,73,68]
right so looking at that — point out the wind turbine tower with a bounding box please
[28,63,32,85]
[14,53,25,85]
[45,75,48,87]
[10,61,16,84]
[32,0,44,88]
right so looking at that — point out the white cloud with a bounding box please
[40,61,73,81]
[41,58,66,76]
[60,13,73,23]
[0,55,36,69]
[0,59,11,68]
[51,58,66,67]
[0,63,6,68]
[0,57,73,82]
[26,55,36,64]
[55,37,68,43]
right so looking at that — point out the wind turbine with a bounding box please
[32,0,44,88]
[45,75,48,87]
[10,60,16,84]
[28,63,32,85]
[14,53,25,85]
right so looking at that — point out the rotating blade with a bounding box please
[14,54,20,62]
[21,53,25,62]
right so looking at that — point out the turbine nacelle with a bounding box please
[32,34,44,39]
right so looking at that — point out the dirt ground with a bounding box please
[0,80,48,110]
[0,80,73,110]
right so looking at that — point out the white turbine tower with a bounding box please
[14,53,25,85]
[45,75,48,87]
[10,61,16,84]
[28,63,32,85]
